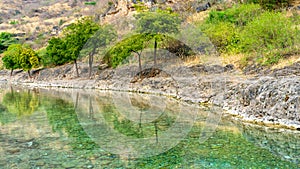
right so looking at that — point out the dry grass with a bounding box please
[183,54,225,66]
[271,55,300,69]
[183,55,203,66]
[221,53,248,68]
[186,10,210,24]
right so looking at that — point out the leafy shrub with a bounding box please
[207,4,262,26]
[9,20,18,25]
[84,1,96,6]
[133,3,149,12]
[240,12,295,53]
[244,0,291,10]
[201,3,299,66]
[200,21,239,52]
[36,48,49,67]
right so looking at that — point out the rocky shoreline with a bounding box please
[0,62,300,130]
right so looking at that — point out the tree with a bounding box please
[63,17,100,77]
[2,44,22,76]
[104,33,158,71]
[46,37,69,66]
[135,10,181,67]
[19,46,40,77]
[104,33,192,71]
[45,17,100,77]
[80,25,116,78]
[2,44,40,77]
[0,32,18,54]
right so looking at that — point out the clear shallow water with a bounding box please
[0,86,299,169]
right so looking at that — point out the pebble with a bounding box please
[35,161,45,166]
[7,148,20,154]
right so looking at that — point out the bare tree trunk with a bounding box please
[74,59,79,77]
[10,69,13,76]
[27,70,31,79]
[138,53,142,73]
[88,48,96,79]
[154,39,157,67]
[133,50,143,75]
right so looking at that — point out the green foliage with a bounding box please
[240,12,297,65]
[0,32,18,53]
[2,44,40,73]
[104,33,157,67]
[36,48,49,66]
[133,2,149,12]
[19,46,40,71]
[80,24,117,58]
[104,10,184,68]
[9,20,18,25]
[200,4,299,66]
[46,37,69,66]
[244,0,290,10]
[135,10,181,35]
[201,21,239,52]
[59,19,65,26]
[63,17,100,61]
[45,17,100,66]
[2,44,23,71]
[241,12,295,52]
[84,1,96,6]
[207,4,262,26]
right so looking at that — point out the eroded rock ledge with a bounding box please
[0,63,299,130]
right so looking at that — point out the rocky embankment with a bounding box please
[0,62,299,130]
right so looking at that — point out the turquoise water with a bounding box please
[0,86,299,168]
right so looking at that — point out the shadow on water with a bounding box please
[0,86,299,168]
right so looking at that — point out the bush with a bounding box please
[201,3,300,66]
[244,0,291,10]
[200,21,239,52]
[207,4,262,26]
[240,12,296,53]
[84,1,96,6]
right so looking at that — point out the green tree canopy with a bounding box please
[135,10,181,35]
[45,17,100,77]
[46,37,69,66]
[104,10,182,69]
[2,44,40,76]
[80,24,117,78]
[135,10,181,66]
[2,44,23,75]
[19,46,40,77]
[104,33,157,68]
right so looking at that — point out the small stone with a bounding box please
[7,148,20,154]
[87,164,94,168]
[62,161,78,168]
[36,161,45,166]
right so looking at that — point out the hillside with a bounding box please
[0,0,300,70]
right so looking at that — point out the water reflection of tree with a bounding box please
[43,97,98,150]
[101,103,176,140]
[0,103,16,124]
[1,87,39,118]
